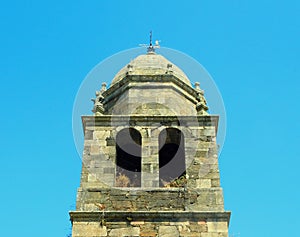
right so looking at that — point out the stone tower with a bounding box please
[70,45,231,237]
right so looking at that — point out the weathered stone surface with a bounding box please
[108,227,139,236]
[106,221,128,229]
[201,233,227,237]
[158,226,179,237]
[90,144,100,154]
[207,221,228,233]
[211,179,220,187]
[196,179,211,188]
[140,231,157,236]
[130,221,145,226]
[189,222,208,232]
[72,222,107,237]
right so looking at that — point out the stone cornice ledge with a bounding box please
[82,115,219,133]
[69,211,231,223]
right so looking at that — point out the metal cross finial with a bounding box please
[149,30,153,46]
[139,31,160,54]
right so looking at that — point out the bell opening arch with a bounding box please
[159,128,186,187]
[115,128,142,187]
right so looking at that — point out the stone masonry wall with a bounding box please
[71,212,229,237]
[71,115,229,237]
[80,116,220,188]
[76,187,224,213]
[103,76,199,117]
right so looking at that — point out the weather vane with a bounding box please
[139,31,160,53]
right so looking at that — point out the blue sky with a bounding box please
[0,1,299,236]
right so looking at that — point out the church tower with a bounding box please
[70,44,231,236]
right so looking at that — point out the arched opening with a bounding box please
[159,128,186,187]
[116,128,141,187]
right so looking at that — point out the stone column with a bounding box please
[141,127,159,187]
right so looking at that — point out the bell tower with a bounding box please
[70,46,230,236]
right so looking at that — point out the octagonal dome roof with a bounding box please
[110,53,191,86]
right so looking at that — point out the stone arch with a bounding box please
[159,128,186,187]
[115,128,142,187]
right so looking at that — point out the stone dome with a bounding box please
[111,53,191,86]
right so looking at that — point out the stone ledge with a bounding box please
[69,211,231,223]
[104,75,195,101]
[85,187,223,192]
[82,115,219,134]
[86,187,186,192]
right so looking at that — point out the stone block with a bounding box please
[84,130,94,140]
[158,226,179,237]
[203,128,215,136]
[72,222,107,236]
[143,163,154,173]
[106,137,115,146]
[207,221,228,233]
[140,231,157,236]
[106,221,128,229]
[142,155,157,163]
[202,171,220,179]
[201,233,227,237]
[94,130,110,139]
[211,179,220,187]
[189,222,208,232]
[169,221,189,226]
[182,234,202,237]
[196,179,211,188]
[104,167,115,174]
[88,174,97,182]
[215,191,224,205]
[108,227,140,236]
[112,200,133,210]
[130,221,145,226]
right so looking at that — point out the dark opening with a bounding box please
[159,128,186,187]
[116,128,141,187]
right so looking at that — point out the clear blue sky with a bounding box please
[0,1,299,236]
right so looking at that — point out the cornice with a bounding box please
[69,210,231,223]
